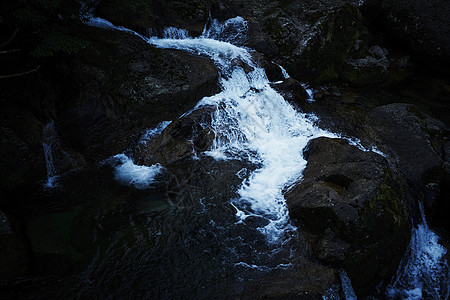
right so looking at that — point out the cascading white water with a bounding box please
[87,16,450,297]
[386,203,450,299]
[145,18,336,243]
[42,120,58,188]
[88,16,336,242]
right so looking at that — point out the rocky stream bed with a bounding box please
[1,0,449,299]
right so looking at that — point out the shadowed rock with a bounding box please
[59,26,220,160]
[285,137,411,296]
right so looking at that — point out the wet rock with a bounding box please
[272,78,309,106]
[365,103,450,226]
[59,26,219,160]
[365,104,444,186]
[252,53,284,82]
[246,18,278,57]
[287,4,368,84]
[258,2,395,86]
[134,106,215,166]
[342,44,390,86]
[343,52,389,86]
[258,259,338,299]
[285,137,411,296]
[315,86,342,99]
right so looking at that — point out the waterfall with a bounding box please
[146,18,337,243]
[88,16,336,243]
[386,202,450,299]
[42,120,58,188]
[87,16,450,297]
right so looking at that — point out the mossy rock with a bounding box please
[292,4,368,84]
[285,137,411,297]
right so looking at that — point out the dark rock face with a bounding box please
[290,4,367,84]
[366,104,444,186]
[59,26,219,160]
[95,1,392,86]
[378,0,450,73]
[365,103,450,227]
[285,137,411,296]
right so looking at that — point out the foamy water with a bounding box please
[108,153,163,189]
[87,16,449,297]
[146,17,336,243]
[387,203,450,299]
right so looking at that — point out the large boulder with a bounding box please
[133,106,216,166]
[285,137,411,296]
[365,103,450,228]
[58,26,219,160]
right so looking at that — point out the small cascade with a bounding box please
[88,16,336,243]
[386,202,450,299]
[339,270,357,300]
[42,120,59,188]
[202,16,248,45]
[163,27,189,39]
[139,121,172,144]
[276,63,315,101]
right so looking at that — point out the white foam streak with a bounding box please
[109,154,163,189]
[43,142,58,188]
[86,17,148,40]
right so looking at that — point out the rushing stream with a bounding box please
[83,16,450,299]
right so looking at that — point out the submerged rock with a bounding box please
[285,137,411,296]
